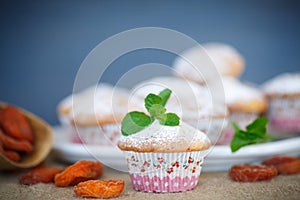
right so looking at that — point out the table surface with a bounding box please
[0,153,300,200]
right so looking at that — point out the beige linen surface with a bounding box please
[0,154,299,200]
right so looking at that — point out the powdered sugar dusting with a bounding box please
[173,43,244,83]
[222,77,265,105]
[119,121,211,152]
[262,73,300,95]
[203,43,244,74]
[58,83,130,124]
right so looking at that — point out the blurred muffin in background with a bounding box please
[218,77,267,145]
[262,72,300,138]
[57,83,130,145]
[128,76,228,144]
[173,43,245,84]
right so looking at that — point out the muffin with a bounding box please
[173,42,245,84]
[218,77,267,145]
[128,76,228,144]
[57,83,130,145]
[118,88,211,193]
[262,73,300,138]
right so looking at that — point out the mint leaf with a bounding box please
[148,105,180,126]
[121,88,180,137]
[121,111,153,136]
[145,89,171,112]
[149,104,166,120]
[230,127,262,152]
[163,113,180,126]
[246,117,268,136]
[158,88,171,107]
[232,122,241,133]
[231,131,254,152]
[230,119,272,153]
[145,94,162,112]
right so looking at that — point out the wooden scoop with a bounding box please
[0,101,53,170]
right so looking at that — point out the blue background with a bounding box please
[0,0,299,125]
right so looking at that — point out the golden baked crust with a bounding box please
[117,136,211,153]
[58,106,71,116]
[225,58,245,78]
[227,98,267,113]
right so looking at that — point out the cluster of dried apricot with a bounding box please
[0,105,34,162]
[19,160,124,199]
[229,155,300,182]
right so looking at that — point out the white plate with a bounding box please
[52,126,300,172]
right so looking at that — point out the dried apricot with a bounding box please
[0,129,33,153]
[19,167,62,184]
[229,164,278,182]
[262,155,300,175]
[1,136,20,162]
[0,109,3,122]
[262,155,298,166]
[0,105,34,144]
[74,180,124,199]
[19,167,62,185]
[2,150,21,162]
[274,159,300,175]
[54,160,103,187]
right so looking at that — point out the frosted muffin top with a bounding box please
[118,120,211,152]
[222,77,267,113]
[173,43,245,84]
[57,83,130,126]
[262,73,300,97]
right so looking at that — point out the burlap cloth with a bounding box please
[0,153,299,200]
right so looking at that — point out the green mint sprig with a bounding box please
[121,88,180,136]
[230,117,273,153]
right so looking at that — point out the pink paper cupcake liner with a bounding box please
[129,174,199,193]
[268,97,300,137]
[124,151,207,193]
